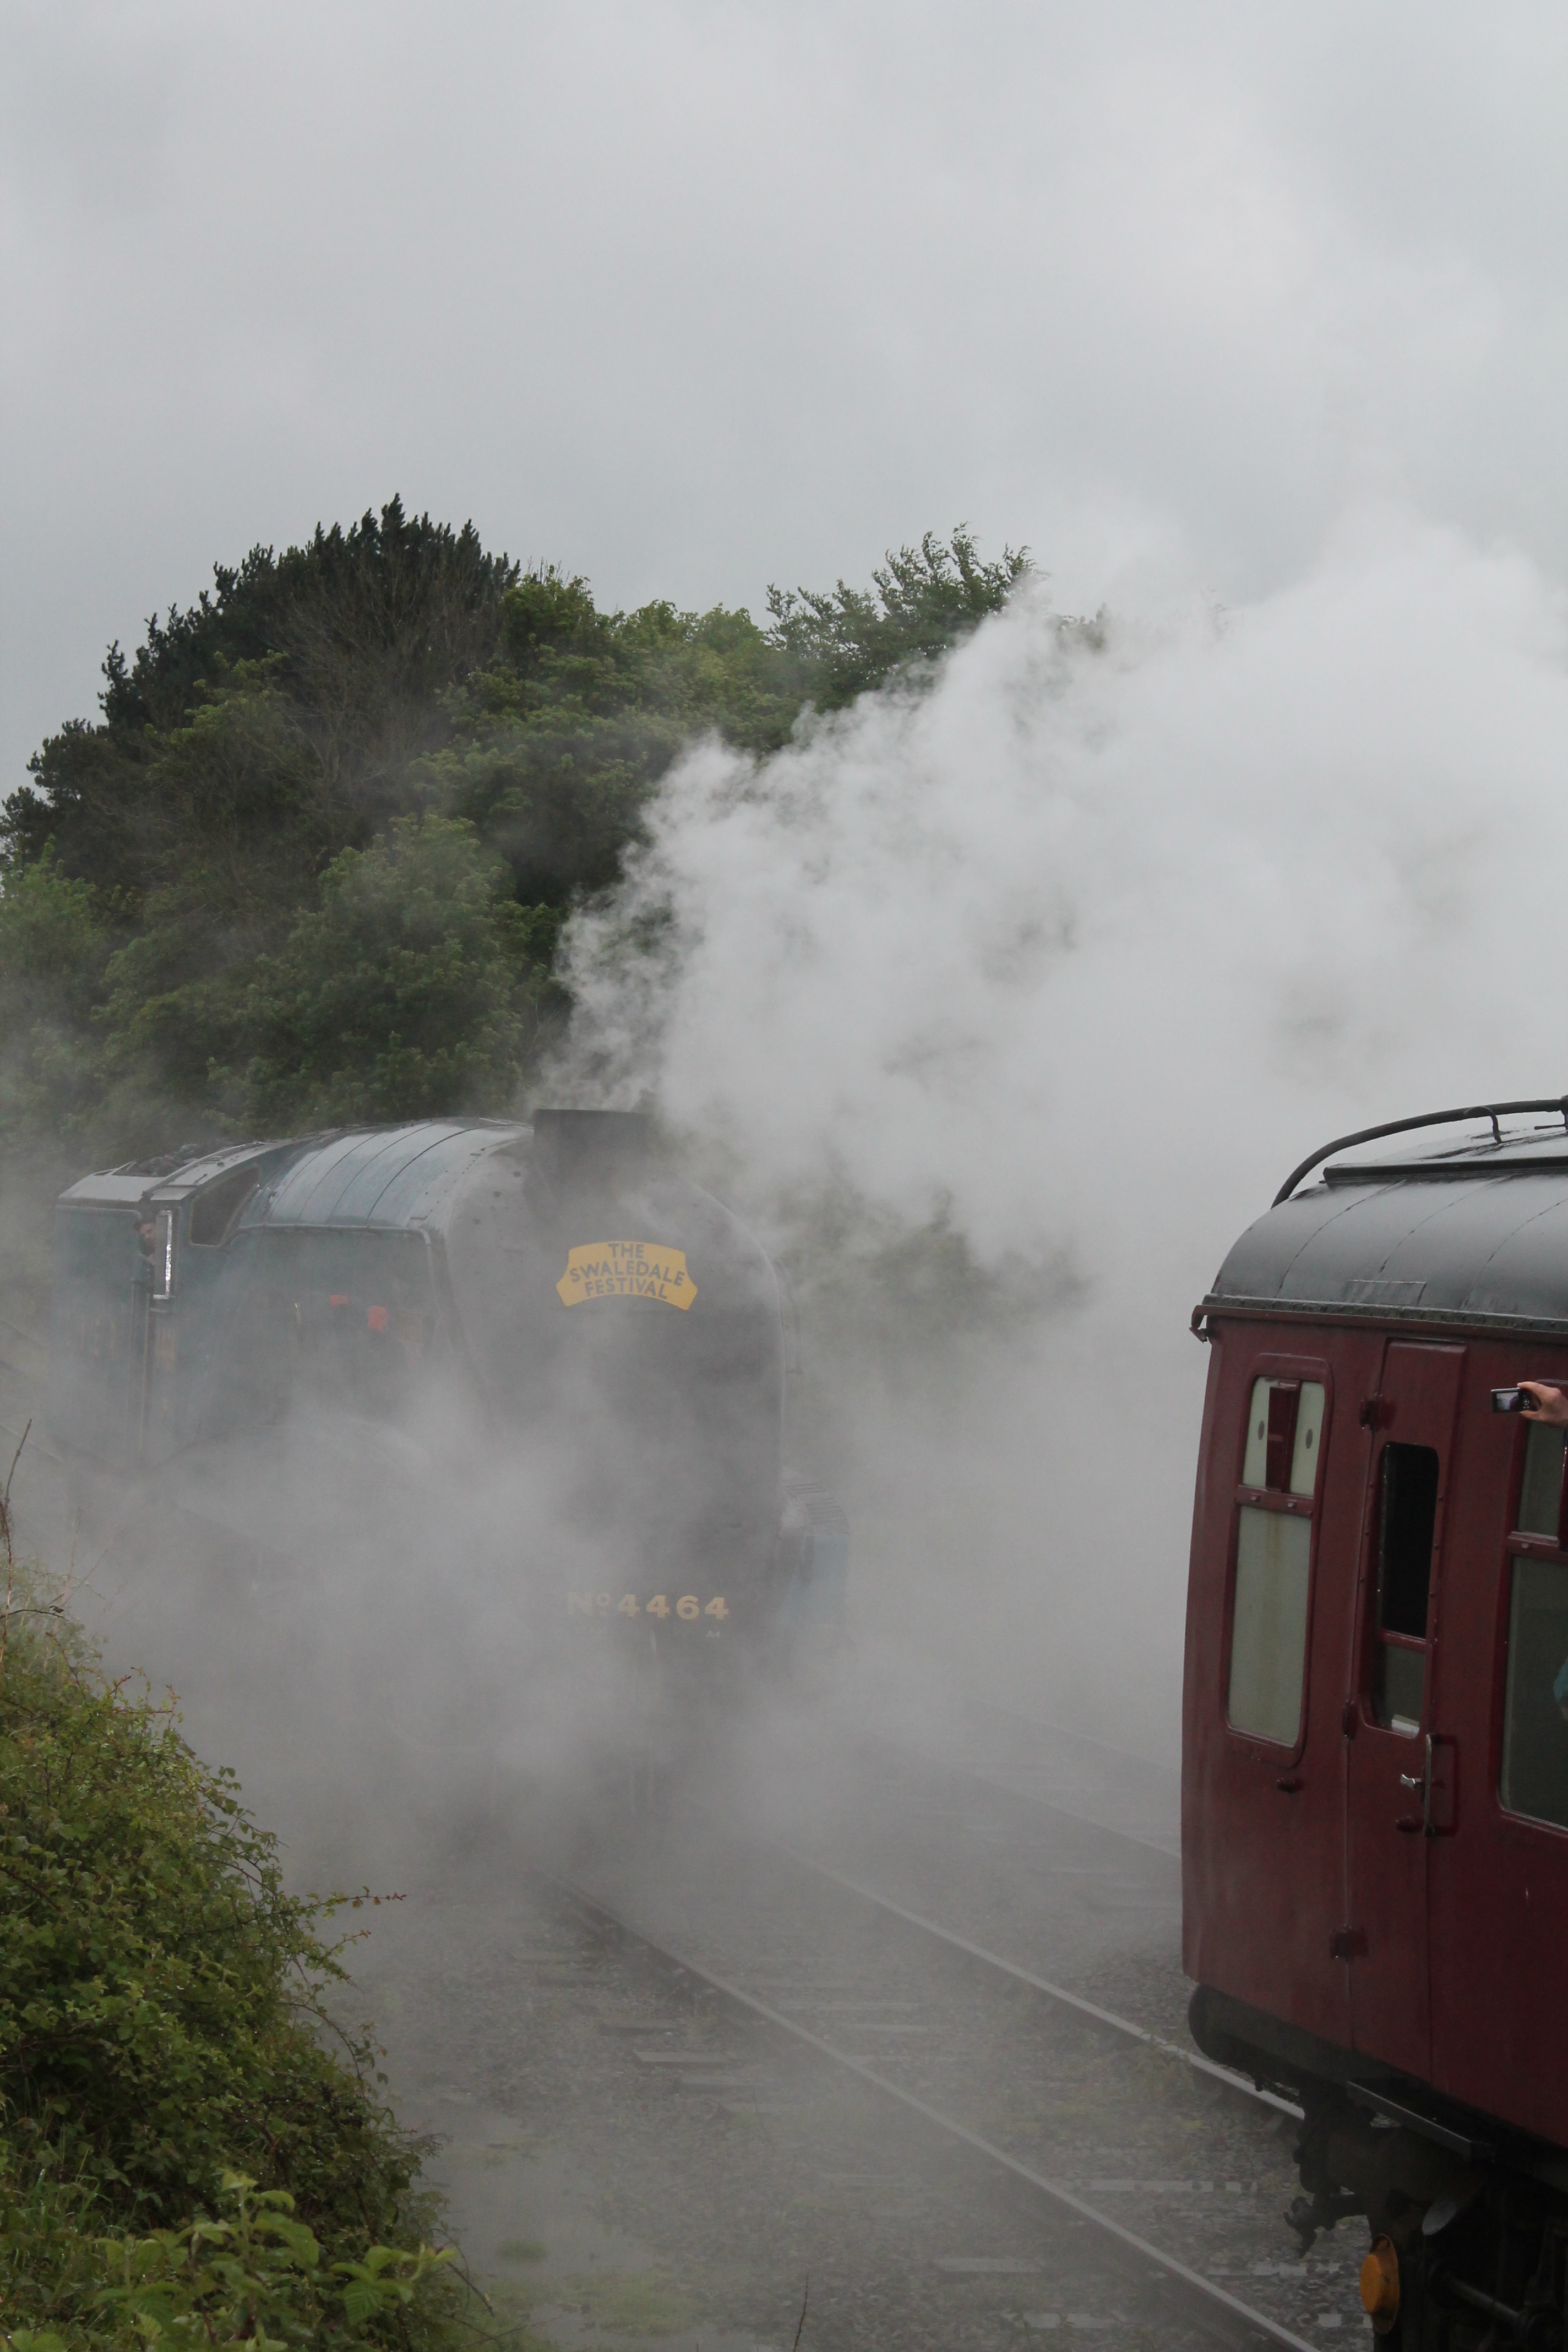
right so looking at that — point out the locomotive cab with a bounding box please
[48,1140,303,1469]
[1186,1099,1568,2347]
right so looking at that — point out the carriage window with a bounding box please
[1229,1507,1311,1744]
[1242,1378,1326,1496]
[1228,1376,1326,1745]
[1370,1442,1438,1732]
[1500,1557,1568,1830]
[1518,1422,1567,1541]
[1290,1384,1326,1495]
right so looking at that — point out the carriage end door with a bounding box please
[1343,1341,1464,2079]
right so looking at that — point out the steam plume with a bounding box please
[557,510,1568,1750]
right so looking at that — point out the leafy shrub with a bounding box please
[0,1574,460,2347]
[3,2169,454,2350]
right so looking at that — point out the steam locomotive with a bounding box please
[1186,1099,1568,2348]
[47,1111,848,1661]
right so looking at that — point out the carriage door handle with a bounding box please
[1395,1736,1436,1835]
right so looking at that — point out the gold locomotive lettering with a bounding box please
[556,1240,697,1310]
[565,1592,727,1620]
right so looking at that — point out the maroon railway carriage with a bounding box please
[1185,1100,1568,2348]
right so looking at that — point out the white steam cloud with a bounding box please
[558,510,1568,1754]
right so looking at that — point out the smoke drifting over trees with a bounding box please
[9,496,1567,1745]
[556,511,1568,1743]
[0,504,1027,1179]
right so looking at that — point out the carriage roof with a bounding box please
[1208,1114,1568,1336]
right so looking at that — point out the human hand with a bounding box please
[1521,1382,1568,1424]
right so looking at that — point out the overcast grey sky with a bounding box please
[2,1,1564,797]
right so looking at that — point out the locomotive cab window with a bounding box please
[1228,1376,1325,1747]
[1369,1442,1439,1733]
[1501,1419,1568,1830]
[189,1166,259,1248]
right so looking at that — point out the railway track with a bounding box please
[749,1837,1301,2123]
[1,1311,1366,2341]
[548,1864,1320,2352]
[542,1771,1369,2351]
[734,1697,1196,2050]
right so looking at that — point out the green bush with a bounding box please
[0,1577,460,2347]
[3,2169,454,2350]
[0,508,1035,1156]
[233,814,562,1130]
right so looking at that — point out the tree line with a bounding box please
[0,500,1032,1171]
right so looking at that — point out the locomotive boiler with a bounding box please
[1185,1098,1568,2348]
[46,1110,848,1655]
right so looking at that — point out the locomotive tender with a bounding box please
[1187,1099,1568,2346]
[47,1109,847,1646]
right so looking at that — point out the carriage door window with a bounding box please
[1228,1376,1325,1746]
[1500,1421,1568,1829]
[1370,1444,1439,1733]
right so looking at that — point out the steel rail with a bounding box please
[684,1781,1295,2119]
[765,1839,1300,2121]
[551,1873,1320,2352]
